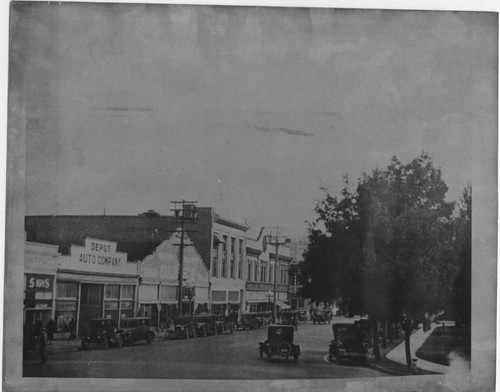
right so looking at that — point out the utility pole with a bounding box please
[171,200,198,317]
[267,227,290,324]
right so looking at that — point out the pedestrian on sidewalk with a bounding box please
[68,318,76,340]
[39,328,48,364]
[47,319,56,345]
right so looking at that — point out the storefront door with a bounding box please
[79,283,103,336]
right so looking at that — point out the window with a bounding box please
[55,281,78,332]
[105,284,119,299]
[255,261,259,281]
[230,237,236,278]
[56,282,78,298]
[247,261,252,281]
[212,242,219,277]
[222,236,228,278]
[261,264,267,283]
[269,265,273,283]
[238,239,244,279]
[121,285,135,299]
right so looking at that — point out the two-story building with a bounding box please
[244,228,292,316]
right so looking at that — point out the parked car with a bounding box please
[173,316,197,339]
[120,317,155,345]
[81,318,123,350]
[255,312,272,328]
[259,325,301,363]
[312,310,331,324]
[237,313,259,330]
[193,314,220,336]
[215,315,235,334]
[329,323,370,364]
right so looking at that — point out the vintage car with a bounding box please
[215,315,235,334]
[193,314,220,336]
[120,317,155,345]
[329,323,370,364]
[279,310,298,327]
[81,318,123,350]
[312,310,331,324]
[259,325,301,363]
[237,313,259,330]
[255,312,272,328]
[173,316,197,339]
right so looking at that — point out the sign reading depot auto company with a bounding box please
[63,237,137,275]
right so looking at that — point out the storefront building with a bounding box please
[210,215,249,317]
[138,232,210,328]
[24,240,59,328]
[56,237,139,337]
[244,228,292,315]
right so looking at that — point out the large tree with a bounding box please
[299,153,464,370]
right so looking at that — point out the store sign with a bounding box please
[26,274,53,292]
[63,237,137,275]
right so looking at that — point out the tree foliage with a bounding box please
[298,153,470,368]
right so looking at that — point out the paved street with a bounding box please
[23,317,388,379]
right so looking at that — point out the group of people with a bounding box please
[24,317,77,364]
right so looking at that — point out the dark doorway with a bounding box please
[79,284,103,337]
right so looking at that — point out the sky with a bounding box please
[11,2,497,239]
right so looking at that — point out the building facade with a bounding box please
[138,233,210,327]
[244,228,292,315]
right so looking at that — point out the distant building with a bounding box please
[244,227,292,315]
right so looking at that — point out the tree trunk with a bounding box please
[382,319,387,348]
[371,315,381,362]
[404,321,412,371]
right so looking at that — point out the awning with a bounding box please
[275,300,291,310]
[213,234,224,244]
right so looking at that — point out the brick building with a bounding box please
[25,207,250,329]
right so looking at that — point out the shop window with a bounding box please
[35,291,52,300]
[228,291,239,302]
[104,301,119,321]
[55,301,77,332]
[56,282,78,299]
[121,285,135,299]
[211,290,226,302]
[140,284,158,301]
[105,284,120,299]
[160,285,178,301]
[120,301,134,319]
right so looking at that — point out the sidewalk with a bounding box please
[382,321,471,376]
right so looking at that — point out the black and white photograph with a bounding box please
[3,1,498,391]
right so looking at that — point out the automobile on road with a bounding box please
[259,325,301,363]
[329,323,369,364]
[81,318,123,350]
[311,310,331,324]
[173,316,197,339]
[120,317,155,345]
[237,313,259,330]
